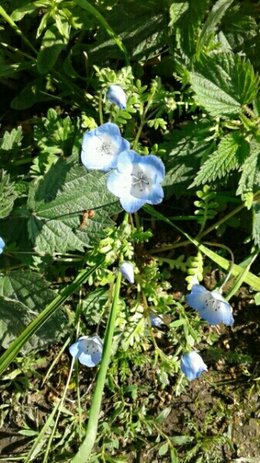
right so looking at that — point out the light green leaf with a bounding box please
[0,126,23,150]
[0,271,67,351]
[192,132,249,186]
[169,2,189,27]
[237,140,260,199]
[190,53,258,117]
[159,442,169,457]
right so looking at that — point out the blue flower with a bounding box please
[0,237,5,254]
[150,314,163,327]
[107,150,165,213]
[181,351,208,381]
[106,84,127,109]
[186,284,234,326]
[69,335,103,367]
[81,122,130,172]
[120,261,135,284]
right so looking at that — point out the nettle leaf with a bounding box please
[190,52,258,117]
[0,170,18,219]
[161,119,215,196]
[237,139,260,200]
[27,158,120,254]
[0,271,67,352]
[192,132,250,187]
[0,126,23,151]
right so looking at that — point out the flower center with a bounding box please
[204,295,220,312]
[131,170,150,192]
[100,141,112,156]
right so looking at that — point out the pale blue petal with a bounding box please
[139,155,165,183]
[116,150,140,174]
[146,184,164,205]
[107,85,127,109]
[69,341,80,359]
[186,285,209,311]
[107,170,131,197]
[181,352,207,381]
[150,314,163,327]
[0,237,5,254]
[81,123,129,172]
[78,351,96,367]
[90,351,102,365]
[120,193,146,213]
[120,262,134,284]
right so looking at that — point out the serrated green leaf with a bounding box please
[37,25,66,74]
[27,158,120,254]
[192,132,249,186]
[237,140,260,199]
[0,170,18,219]
[0,271,67,352]
[190,53,258,117]
[169,2,189,28]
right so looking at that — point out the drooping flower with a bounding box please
[69,335,103,367]
[150,314,163,327]
[106,84,127,109]
[81,122,130,172]
[120,261,134,284]
[107,150,165,213]
[181,351,208,381]
[0,237,5,254]
[186,284,234,326]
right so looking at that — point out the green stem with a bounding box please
[0,257,104,376]
[0,6,37,54]
[72,270,122,463]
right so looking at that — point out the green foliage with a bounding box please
[192,132,250,186]
[190,52,258,117]
[0,270,67,351]
[0,170,18,219]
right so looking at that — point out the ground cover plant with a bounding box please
[0,0,259,462]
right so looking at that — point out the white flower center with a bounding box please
[130,167,151,198]
[204,295,220,312]
[96,135,115,157]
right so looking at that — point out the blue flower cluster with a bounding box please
[181,284,234,381]
[81,86,165,213]
[74,85,235,381]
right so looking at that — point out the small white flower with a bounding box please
[81,122,130,172]
[120,261,134,284]
[69,335,103,367]
[106,84,127,109]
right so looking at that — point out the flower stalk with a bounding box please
[72,270,122,463]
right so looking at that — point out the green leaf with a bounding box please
[0,271,67,352]
[169,2,189,27]
[37,25,66,74]
[27,158,120,254]
[237,139,260,199]
[159,442,169,457]
[0,126,23,150]
[162,119,215,195]
[190,53,258,117]
[0,170,18,219]
[192,132,249,186]
[0,260,104,376]
[196,0,234,56]
[11,78,52,110]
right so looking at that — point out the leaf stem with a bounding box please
[0,6,37,54]
[72,270,122,463]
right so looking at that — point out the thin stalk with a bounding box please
[98,90,104,125]
[0,257,104,376]
[72,271,122,463]
[43,360,75,463]
[202,241,234,290]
